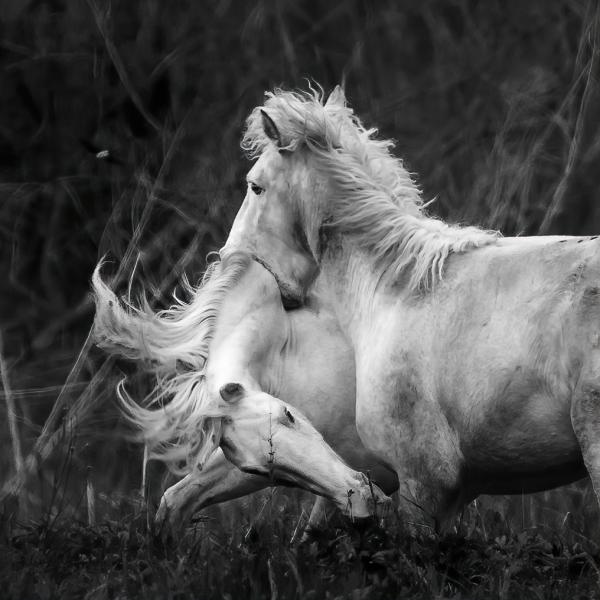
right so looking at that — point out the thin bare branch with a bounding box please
[538,0,599,234]
[0,341,114,502]
[0,330,23,477]
[86,0,161,132]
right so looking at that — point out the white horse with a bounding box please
[93,252,396,531]
[221,85,600,529]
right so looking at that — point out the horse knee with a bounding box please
[572,384,600,426]
[306,497,333,529]
[572,385,600,445]
[156,474,200,535]
[571,383,600,489]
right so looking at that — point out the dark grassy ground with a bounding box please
[2,0,600,598]
[2,496,600,599]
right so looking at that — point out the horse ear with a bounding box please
[325,85,346,108]
[219,382,245,403]
[261,109,282,147]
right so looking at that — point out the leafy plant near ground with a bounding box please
[2,501,600,600]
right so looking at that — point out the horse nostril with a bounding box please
[219,382,245,402]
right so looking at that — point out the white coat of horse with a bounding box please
[93,253,396,529]
[221,85,600,528]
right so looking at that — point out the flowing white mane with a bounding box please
[243,87,499,291]
[92,253,252,472]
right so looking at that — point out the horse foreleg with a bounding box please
[155,448,269,536]
[571,381,600,507]
[355,385,464,531]
[304,496,333,532]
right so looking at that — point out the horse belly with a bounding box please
[460,388,586,495]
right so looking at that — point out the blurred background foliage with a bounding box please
[1,0,600,526]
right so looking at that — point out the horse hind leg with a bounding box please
[570,380,600,508]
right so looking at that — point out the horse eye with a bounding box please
[250,183,264,195]
[284,407,295,424]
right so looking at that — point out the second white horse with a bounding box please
[93,252,397,531]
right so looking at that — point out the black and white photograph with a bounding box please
[2,1,600,598]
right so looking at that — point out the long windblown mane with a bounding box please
[92,253,252,472]
[243,86,499,291]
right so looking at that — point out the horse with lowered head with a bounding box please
[221,84,600,529]
[92,252,397,531]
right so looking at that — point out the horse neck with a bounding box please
[318,240,394,347]
[206,261,288,391]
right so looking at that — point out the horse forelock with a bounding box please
[243,87,500,292]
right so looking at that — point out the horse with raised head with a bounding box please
[221,85,600,528]
[93,252,396,531]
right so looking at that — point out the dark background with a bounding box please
[1,0,600,525]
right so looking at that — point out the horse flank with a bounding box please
[244,88,499,291]
[92,253,253,472]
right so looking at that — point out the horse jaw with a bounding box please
[217,390,391,518]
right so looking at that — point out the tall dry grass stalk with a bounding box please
[0,331,23,478]
[141,443,148,498]
[538,0,600,233]
[0,347,114,503]
[86,0,161,133]
[86,466,96,527]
